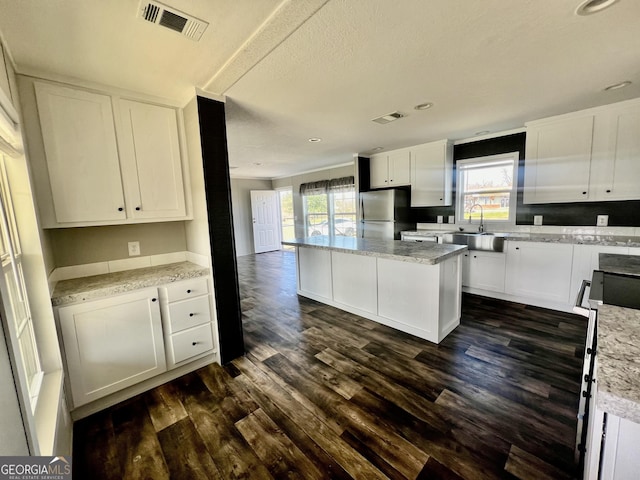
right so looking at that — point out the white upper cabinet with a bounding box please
[31,80,190,228]
[523,114,594,204]
[410,140,452,207]
[117,100,186,220]
[524,98,640,204]
[369,149,410,188]
[35,82,127,223]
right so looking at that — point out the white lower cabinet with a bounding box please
[297,247,332,299]
[58,287,166,407]
[462,251,506,293]
[331,251,377,314]
[159,277,215,369]
[599,414,640,479]
[505,241,573,304]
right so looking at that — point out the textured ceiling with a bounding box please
[0,0,639,179]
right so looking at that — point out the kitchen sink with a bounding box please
[441,232,506,252]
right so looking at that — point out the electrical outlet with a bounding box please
[533,215,543,226]
[597,215,609,227]
[128,241,140,256]
[436,215,443,224]
[448,215,455,224]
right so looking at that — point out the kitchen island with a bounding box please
[283,236,467,343]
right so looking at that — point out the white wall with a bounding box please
[230,178,273,256]
[272,164,355,238]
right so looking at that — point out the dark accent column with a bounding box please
[196,96,244,363]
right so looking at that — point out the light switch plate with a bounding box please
[128,241,140,256]
[437,215,443,224]
[448,215,455,224]
[597,215,608,227]
[533,215,543,226]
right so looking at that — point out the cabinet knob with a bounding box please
[582,191,587,195]
[118,207,124,212]
[187,289,192,294]
[189,313,195,317]
[464,254,468,257]
[606,189,611,193]
[152,298,157,302]
[515,247,519,250]
[192,342,199,346]
[473,255,477,258]
[439,198,443,201]
[582,390,590,398]
[587,347,593,355]
[135,206,141,211]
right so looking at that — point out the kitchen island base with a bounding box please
[295,245,462,344]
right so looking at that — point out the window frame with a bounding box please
[455,151,518,226]
[302,184,356,239]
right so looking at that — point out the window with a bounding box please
[301,176,356,238]
[278,187,295,243]
[456,152,518,225]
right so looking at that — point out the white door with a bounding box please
[250,190,280,253]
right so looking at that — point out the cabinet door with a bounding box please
[59,288,166,407]
[411,141,452,206]
[461,252,470,287]
[297,247,332,299]
[523,115,594,204]
[600,414,640,480]
[505,241,573,304]
[388,150,411,186]
[118,100,186,219]
[600,104,640,201]
[34,82,126,223]
[467,251,506,293]
[331,251,377,314]
[369,154,389,188]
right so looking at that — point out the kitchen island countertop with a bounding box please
[282,236,467,265]
[52,261,210,306]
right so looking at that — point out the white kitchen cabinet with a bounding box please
[158,277,215,369]
[297,247,332,300]
[463,251,506,293]
[32,80,190,227]
[505,241,573,304]
[594,102,640,201]
[599,414,640,479]
[523,114,595,204]
[34,82,127,224]
[331,251,377,314]
[58,287,166,407]
[117,100,186,219]
[570,244,628,309]
[369,149,410,188]
[410,140,453,207]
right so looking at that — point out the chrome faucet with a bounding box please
[468,204,484,233]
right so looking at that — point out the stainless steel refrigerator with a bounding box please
[359,189,413,240]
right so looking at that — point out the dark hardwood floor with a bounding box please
[73,250,586,479]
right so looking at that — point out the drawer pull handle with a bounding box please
[187,289,192,294]
[189,313,195,317]
[192,342,199,346]
[152,298,157,302]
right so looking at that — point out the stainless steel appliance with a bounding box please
[574,270,640,476]
[401,232,438,243]
[359,189,413,240]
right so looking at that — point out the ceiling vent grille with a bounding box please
[138,1,208,41]
[372,111,406,124]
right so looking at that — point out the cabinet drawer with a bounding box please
[167,295,211,333]
[169,323,214,365]
[163,277,209,302]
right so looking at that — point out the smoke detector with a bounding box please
[372,111,406,125]
[138,1,208,41]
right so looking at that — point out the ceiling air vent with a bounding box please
[138,1,208,41]
[372,111,406,125]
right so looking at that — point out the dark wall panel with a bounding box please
[196,96,244,364]
[412,132,640,226]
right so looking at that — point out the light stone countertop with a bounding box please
[282,236,467,265]
[597,304,640,424]
[401,230,640,247]
[52,261,210,307]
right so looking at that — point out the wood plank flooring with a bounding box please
[73,250,586,479]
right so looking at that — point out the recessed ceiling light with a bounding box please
[475,130,491,136]
[414,102,434,111]
[576,0,619,15]
[308,137,322,143]
[603,80,632,91]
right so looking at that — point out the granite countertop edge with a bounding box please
[52,261,210,307]
[282,238,467,265]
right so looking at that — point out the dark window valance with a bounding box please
[300,176,354,195]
